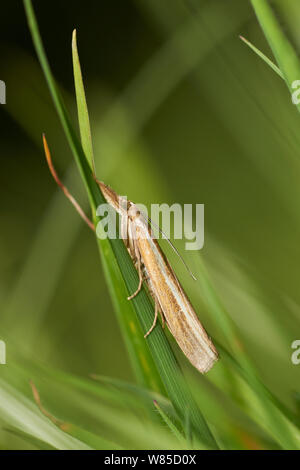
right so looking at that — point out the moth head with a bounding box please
[128,202,141,221]
[98,181,127,216]
[98,181,119,210]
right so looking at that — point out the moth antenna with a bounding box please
[42,134,95,232]
[141,212,197,281]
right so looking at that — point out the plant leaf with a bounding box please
[71,27,164,394]
[23,0,218,449]
[153,400,187,448]
[251,0,300,114]
[239,35,284,79]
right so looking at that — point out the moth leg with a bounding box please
[146,282,165,329]
[43,135,94,231]
[144,300,158,338]
[127,244,143,300]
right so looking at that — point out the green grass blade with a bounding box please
[0,379,91,450]
[140,0,300,447]
[72,29,95,170]
[21,358,195,450]
[2,427,57,450]
[239,35,284,79]
[184,407,193,449]
[30,381,122,450]
[90,374,174,415]
[23,0,100,208]
[193,256,300,448]
[153,400,187,448]
[101,242,218,448]
[71,26,164,393]
[214,343,300,449]
[251,0,300,113]
[23,0,218,448]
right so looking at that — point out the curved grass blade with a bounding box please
[72,29,95,171]
[14,357,192,450]
[2,427,57,450]
[251,0,300,114]
[184,407,193,449]
[0,379,91,450]
[192,255,300,448]
[29,381,122,450]
[71,28,164,393]
[239,35,284,79]
[23,0,218,449]
[90,374,174,416]
[139,0,300,448]
[153,400,187,448]
[215,342,300,449]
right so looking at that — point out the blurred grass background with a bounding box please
[0,0,300,449]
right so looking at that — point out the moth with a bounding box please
[43,135,219,374]
[97,181,219,374]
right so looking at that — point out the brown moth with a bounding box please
[98,181,219,373]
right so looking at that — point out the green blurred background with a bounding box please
[1,0,300,449]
